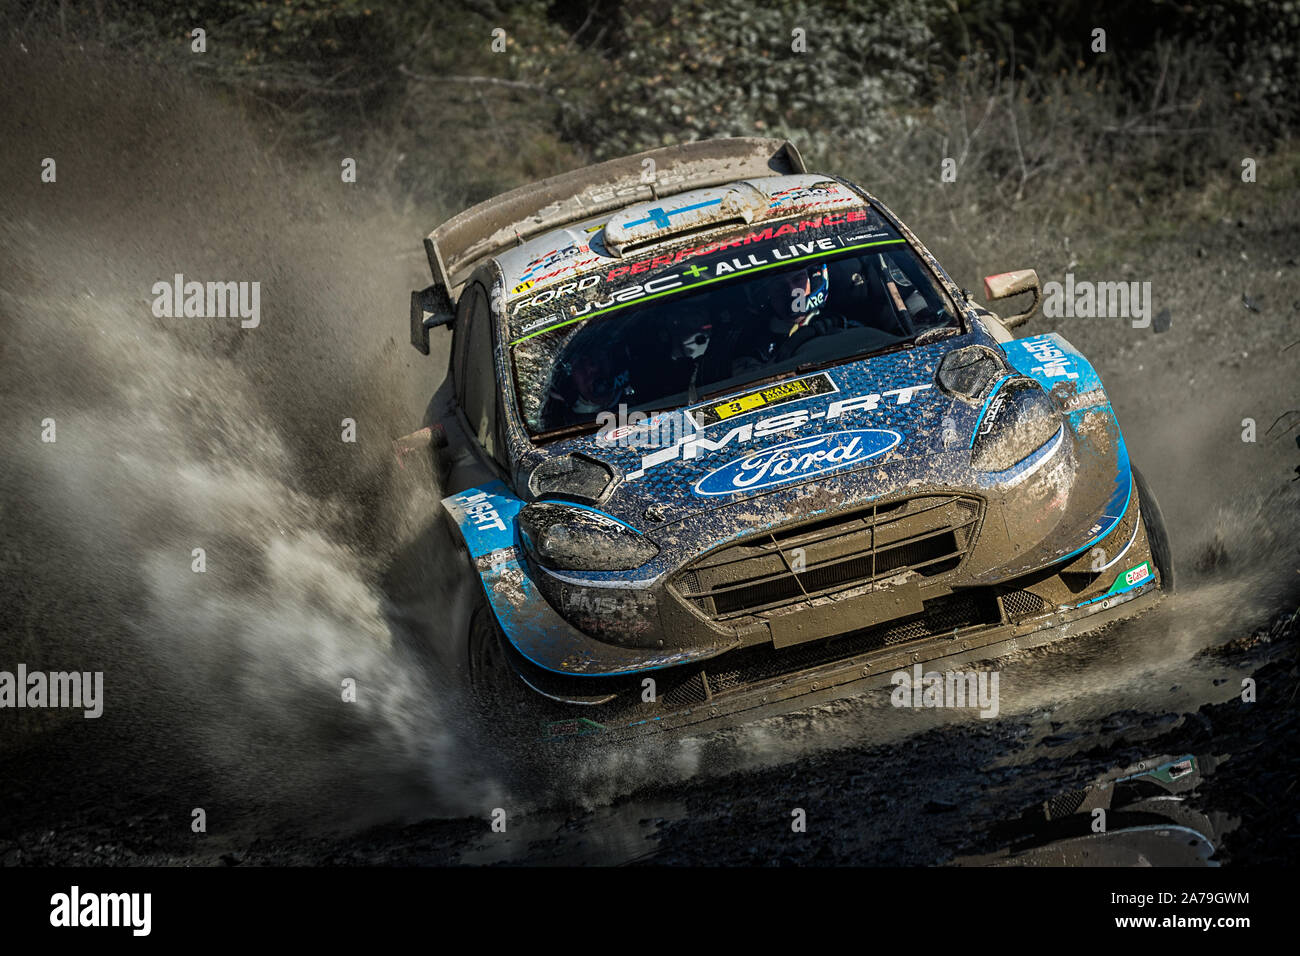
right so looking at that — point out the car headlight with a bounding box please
[970,378,1061,472]
[518,502,659,571]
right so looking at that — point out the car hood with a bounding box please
[526,335,973,530]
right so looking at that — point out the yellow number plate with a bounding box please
[713,381,809,419]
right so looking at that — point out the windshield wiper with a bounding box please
[532,401,694,444]
[695,345,913,404]
[793,339,916,375]
[697,371,790,404]
[912,324,960,345]
[532,419,605,443]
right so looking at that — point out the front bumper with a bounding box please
[493,477,1162,740]
[512,563,1163,742]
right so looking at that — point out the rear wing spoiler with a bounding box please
[410,137,805,353]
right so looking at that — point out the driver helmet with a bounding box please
[567,346,628,414]
[668,308,713,361]
[765,262,830,337]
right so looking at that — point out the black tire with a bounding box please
[466,601,544,736]
[1133,465,1175,593]
[467,602,511,705]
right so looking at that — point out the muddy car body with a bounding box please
[406,138,1172,739]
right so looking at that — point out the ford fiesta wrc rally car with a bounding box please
[402,138,1173,740]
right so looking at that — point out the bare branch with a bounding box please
[399,65,552,97]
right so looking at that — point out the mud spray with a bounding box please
[2,46,1296,852]
[0,47,513,838]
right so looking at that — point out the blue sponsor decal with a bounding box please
[693,429,901,497]
[441,480,524,557]
[625,198,723,230]
[1004,333,1103,394]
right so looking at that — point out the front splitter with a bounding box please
[544,580,1164,743]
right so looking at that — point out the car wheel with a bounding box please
[466,601,538,734]
[1133,465,1175,593]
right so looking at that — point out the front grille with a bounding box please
[1001,589,1046,619]
[674,495,982,619]
[1044,789,1088,821]
[659,670,709,707]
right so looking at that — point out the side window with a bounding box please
[460,285,500,462]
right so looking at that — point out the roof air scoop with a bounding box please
[604,182,768,257]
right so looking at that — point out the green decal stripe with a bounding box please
[1107,561,1150,594]
[509,238,907,346]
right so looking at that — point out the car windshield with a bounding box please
[512,241,958,437]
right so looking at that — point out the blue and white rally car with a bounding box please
[404,138,1172,739]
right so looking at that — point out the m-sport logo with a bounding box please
[694,429,901,496]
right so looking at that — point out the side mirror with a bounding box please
[982,269,1041,329]
[410,284,455,354]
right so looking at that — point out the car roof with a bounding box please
[493,174,868,302]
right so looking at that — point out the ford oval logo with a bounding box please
[693,429,902,496]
